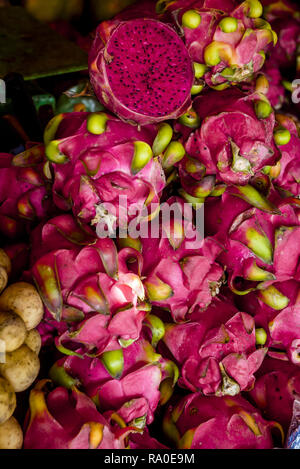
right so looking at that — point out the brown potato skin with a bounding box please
[0,416,23,449]
[24,329,42,355]
[0,282,44,331]
[0,345,40,393]
[0,377,16,424]
[0,250,11,295]
[0,311,27,352]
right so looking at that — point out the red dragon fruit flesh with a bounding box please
[89,17,194,125]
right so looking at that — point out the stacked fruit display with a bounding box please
[1,0,300,449]
[0,250,43,448]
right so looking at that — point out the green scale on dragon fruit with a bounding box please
[179,88,281,190]
[163,392,284,449]
[29,214,151,351]
[156,0,277,90]
[43,111,167,229]
[160,295,268,396]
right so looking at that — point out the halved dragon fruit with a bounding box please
[24,380,135,449]
[157,0,277,89]
[43,112,166,229]
[89,14,194,125]
[163,392,283,449]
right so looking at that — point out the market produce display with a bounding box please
[0,0,300,450]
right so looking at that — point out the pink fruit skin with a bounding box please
[248,357,300,433]
[204,189,300,294]
[272,115,300,197]
[48,112,166,227]
[53,336,176,425]
[30,214,147,350]
[129,429,169,449]
[163,298,266,395]
[164,392,280,449]
[261,61,286,110]
[141,197,224,322]
[262,0,300,68]
[89,17,193,125]
[159,0,275,87]
[0,150,54,238]
[184,89,280,185]
[24,383,129,449]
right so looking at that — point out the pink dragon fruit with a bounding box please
[157,0,277,89]
[180,88,281,188]
[268,113,300,197]
[205,187,300,296]
[163,392,284,449]
[2,242,29,283]
[162,297,267,396]
[43,111,167,229]
[128,429,168,449]
[88,7,194,125]
[205,188,300,364]
[24,380,136,449]
[260,62,286,109]
[235,279,300,363]
[262,0,300,69]
[48,335,179,425]
[248,357,300,433]
[0,147,55,239]
[30,214,150,351]
[138,196,224,322]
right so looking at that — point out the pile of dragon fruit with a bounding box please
[0,0,300,450]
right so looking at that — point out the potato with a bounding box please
[0,311,27,352]
[0,416,23,449]
[24,329,42,355]
[0,268,8,296]
[0,377,16,424]
[0,282,44,331]
[0,345,40,393]
[0,250,11,295]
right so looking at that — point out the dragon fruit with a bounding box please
[180,88,281,188]
[156,0,277,90]
[248,357,300,433]
[260,62,285,109]
[163,392,283,449]
[235,279,300,363]
[161,297,267,396]
[30,214,150,350]
[262,0,300,69]
[205,187,300,296]
[24,380,135,449]
[48,335,178,425]
[43,111,167,229]
[89,9,194,125]
[138,196,224,322]
[205,188,300,364]
[128,429,168,449]
[268,113,300,197]
[0,147,54,239]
